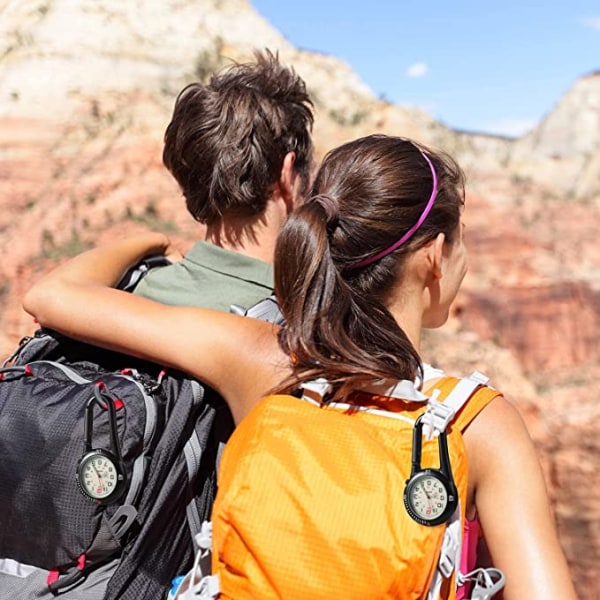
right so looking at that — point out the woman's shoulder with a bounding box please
[461,389,537,489]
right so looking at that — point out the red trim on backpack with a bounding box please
[47,569,59,586]
[93,381,123,409]
[24,365,33,376]
[46,554,86,587]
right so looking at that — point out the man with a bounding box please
[134,49,314,311]
[115,50,314,597]
[0,50,314,600]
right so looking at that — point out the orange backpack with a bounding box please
[177,373,500,600]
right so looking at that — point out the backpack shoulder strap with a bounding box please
[230,294,285,325]
[453,385,502,433]
[422,372,500,439]
[117,255,171,292]
[423,373,503,599]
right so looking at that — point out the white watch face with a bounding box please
[407,474,448,521]
[79,454,119,500]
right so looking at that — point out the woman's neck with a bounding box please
[387,298,423,355]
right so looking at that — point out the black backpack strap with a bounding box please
[117,255,171,293]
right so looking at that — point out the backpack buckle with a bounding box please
[438,552,455,579]
[422,390,456,439]
[195,521,213,551]
[300,378,333,403]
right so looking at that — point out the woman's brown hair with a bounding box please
[274,134,465,400]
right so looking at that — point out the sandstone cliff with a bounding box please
[510,72,600,200]
[1,1,599,597]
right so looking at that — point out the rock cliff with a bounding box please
[1,1,599,597]
[510,72,600,200]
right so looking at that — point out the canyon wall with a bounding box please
[1,1,599,596]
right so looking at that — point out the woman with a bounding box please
[24,135,576,599]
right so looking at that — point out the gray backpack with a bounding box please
[0,260,283,599]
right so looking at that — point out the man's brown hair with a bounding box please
[163,50,314,225]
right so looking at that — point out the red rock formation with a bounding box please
[464,282,600,372]
[0,1,599,597]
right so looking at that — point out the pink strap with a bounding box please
[456,516,480,600]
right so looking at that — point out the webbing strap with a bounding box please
[423,373,498,599]
[182,379,206,541]
[122,373,159,506]
[300,376,429,404]
[301,377,333,400]
[427,505,462,600]
[422,372,489,440]
[0,558,38,578]
[172,523,220,600]
[184,432,203,539]
[230,293,286,325]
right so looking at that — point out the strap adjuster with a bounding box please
[300,378,333,403]
[438,552,455,579]
[469,371,489,386]
[437,519,459,577]
[195,521,213,550]
[422,390,456,439]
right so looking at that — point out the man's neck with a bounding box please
[205,230,277,264]
[204,198,288,264]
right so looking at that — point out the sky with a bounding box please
[251,0,600,137]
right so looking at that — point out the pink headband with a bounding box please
[350,151,438,269]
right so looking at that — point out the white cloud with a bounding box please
[582,16,600,31]
[406,62,428,78]
[480,117,538,138]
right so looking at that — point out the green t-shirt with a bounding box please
[133,241,274,312]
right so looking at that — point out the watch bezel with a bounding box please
[76,448,127,505]
[403,468,458,527]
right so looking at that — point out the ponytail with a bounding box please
[274,196,422,401]
[273,135,464,401]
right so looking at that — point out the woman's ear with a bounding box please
[429,232,446,280]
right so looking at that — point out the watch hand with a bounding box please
[91,463,105,491]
